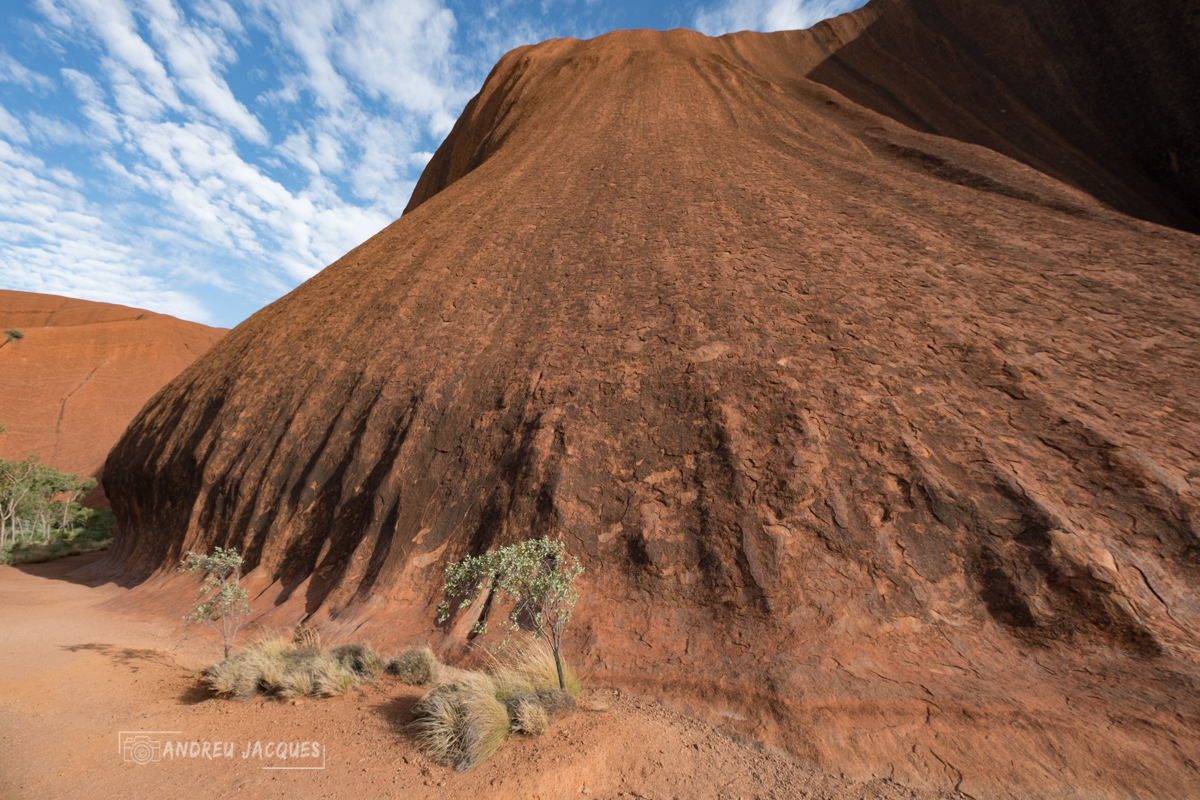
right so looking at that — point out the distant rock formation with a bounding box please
[103,2,1200,797]
[0,290,225,504]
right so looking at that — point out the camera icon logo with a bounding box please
[123,734,161,765]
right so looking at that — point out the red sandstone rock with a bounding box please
[100,4,1200,798]
[0,291,225,504]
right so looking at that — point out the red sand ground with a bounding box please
[0,553,958,800]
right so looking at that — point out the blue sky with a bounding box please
[0,0,867,327]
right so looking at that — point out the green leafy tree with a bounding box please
[180,546,250,660]
[0,456,110,562]
[438,537,584,691]
[0,457,37,544]
[3,329,23,344]
[52,472,96,530]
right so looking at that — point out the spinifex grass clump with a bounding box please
[413,538,586,770]
[414,669,511,771]
[411,636,581,770]
[387,646,439,685]
[205,634,386,700]
[330,643,386,680]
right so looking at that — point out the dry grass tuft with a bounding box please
[205,654,261,701]
[329,643,385,680]
[489,636,582,699]
[410,635,583,768]
[506,694,550,736]
[277,665,316,699]
[412,670,510,770]
[293,627,322,652]
[386,646,439,685]
[312,654,357,697]
[535,688,577,718]
[459,689,510,769]
[203,631,383,701]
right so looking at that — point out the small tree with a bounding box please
[438,537,584,691]
[53,473,96,530]
[180,546,250,660]
[4,329,23,343]
[0,456,37,544]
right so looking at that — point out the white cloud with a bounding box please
[0,138,210,321]
[192,0,244,33]
[248,0,354,111]
[0,52,56,93]
[334,0,459,121]
[54,0,186,111]
[0,104,31,145]
[24,112,87,145]
[139,0,269,142]
[693,0,865,35]
[62,68,122,142]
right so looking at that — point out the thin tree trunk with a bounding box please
[552,643,565,690]
[61,493,75,530]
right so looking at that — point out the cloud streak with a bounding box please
[693,0,867,35]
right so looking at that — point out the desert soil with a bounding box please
[0,553,959,800]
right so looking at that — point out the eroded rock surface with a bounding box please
[103,6,1200,798]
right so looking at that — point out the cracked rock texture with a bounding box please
[102,3,1200,798]
[0,290,226,504]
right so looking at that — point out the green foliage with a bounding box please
[180,546,250,660]
[437,537,583,691]
[4,329,23,342]
[0,455,104,563]
[3,508,115,565]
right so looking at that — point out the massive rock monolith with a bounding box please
[103,2,1200,797]
[0,291,225,504]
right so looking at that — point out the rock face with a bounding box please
[802,0,1200,234]
[104,2,1200,797]
[0,291,225,504]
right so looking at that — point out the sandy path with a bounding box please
[0,554,959,800]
